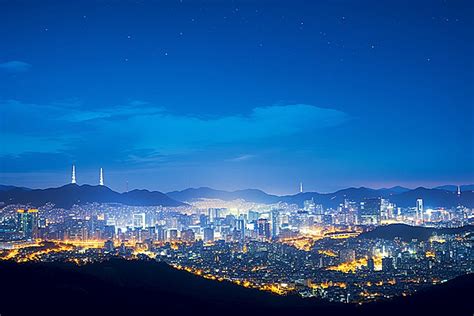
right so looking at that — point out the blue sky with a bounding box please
[0,0,473,194]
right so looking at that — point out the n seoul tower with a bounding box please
[71,165,76,184]
[99,168,104,186]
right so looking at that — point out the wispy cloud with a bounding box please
[0,100,348,171]
[227,154,256,162]
[0,61,32,73]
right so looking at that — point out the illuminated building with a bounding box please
[304,199,316,213]
[133,213,146,229]
[208,208,224,223]
[359,198,381,225]
[156,225,166,241]
[380,199,391,220]
[271,209,280,238]
[199,214,208,227]
[203,227,214,242]
[416,199,424,223]
[169,229,178,241]
[236,218,246,240]
[248,210,259,222]
[64,218,88,240]
[16,209,38,240]
[257,218,271,240]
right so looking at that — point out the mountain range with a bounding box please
[0,183,472,208]
[0,184,184,208]
[168,186,474,208]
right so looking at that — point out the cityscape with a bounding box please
[1,1,473,315]
[0,167,472,305]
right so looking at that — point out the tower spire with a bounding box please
[300,182,303,193]
[99,168,104,186]
[71,165,76,184]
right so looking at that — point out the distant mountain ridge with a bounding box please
[167,187,281,204]
[1,183,473,209]
[0,184,185,208]
[168,186,474,208]
[434,184,474,192]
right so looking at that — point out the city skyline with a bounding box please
[1,2,472,314]
[2,163,472,195]
[1,0,473,193]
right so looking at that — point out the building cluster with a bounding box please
[0,191,472,304]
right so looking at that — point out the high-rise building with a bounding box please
[203,227,214,243]
[248,210,259,222]
[382,257,395,272]
[380,199,390,220]
[156,225,166,241]
[257,218,271,240]
[132,213,146,229]
[208,208,224,223]
[236,218,246,240]
[17,209,38,239]
[271,209,280,238]
[359,198,382,225]
[416,199,424,223]
[168,229,178,241]
[304,199,316,213]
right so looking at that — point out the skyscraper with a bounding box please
[203,227,214,243]
[257,218,271,240]
[208,208,223,223]
[359,198,381,225]
[132,213,146,229]
[236,218,246,240]
[271,209,280,238]
[17,209,38,239]
[416,199,424,223]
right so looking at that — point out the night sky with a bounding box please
[1,0,473,194]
